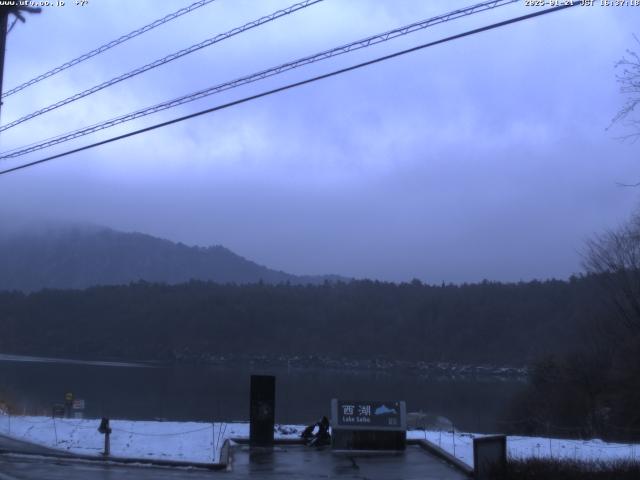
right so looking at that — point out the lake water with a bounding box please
[0,354,525,432]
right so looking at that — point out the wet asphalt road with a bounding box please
[0,436,469,479]
[0,454,220,480]
[230,445,470,479]
[0,435,62,457]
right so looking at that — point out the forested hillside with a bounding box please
[0,277,604,366]
[0,226,345,291]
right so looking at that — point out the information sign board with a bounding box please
[331,399,406,451]
[337,401,402,428]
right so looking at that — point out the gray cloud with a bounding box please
[0,0,638,282]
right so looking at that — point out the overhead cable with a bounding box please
[2,0,218,99]
[0,0,518,160]
[0,3,579,177]
[0,0,323,133]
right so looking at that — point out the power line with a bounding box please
[0,0,323,133]
[0,3,578,177]
[0,0,519,161]
[2,0,218,99]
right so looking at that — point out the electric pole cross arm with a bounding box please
[1,5,42,22]
[0,5,41,121]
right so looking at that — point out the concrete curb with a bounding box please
[230,437,306,445]
[228,436,475,478]
[0,434,306,472]
[0,431,228,470]
[223,437,308,472]
[2,433,475,475]
[0,434,68,457]
[408,438,474,477]
[0,448,228,470]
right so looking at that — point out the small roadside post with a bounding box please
[473,435,507,480]
[98,417,112,456]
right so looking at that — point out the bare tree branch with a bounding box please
[583,211,640,333]
[608,35,640,138]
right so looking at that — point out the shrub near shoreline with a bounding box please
[496,458,640,480]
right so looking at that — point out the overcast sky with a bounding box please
[0,0,638,283]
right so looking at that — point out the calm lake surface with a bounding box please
[0,354,525,432]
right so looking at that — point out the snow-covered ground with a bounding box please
[0,412,638,468]
[0,413,299,463]
[406,430,640,468]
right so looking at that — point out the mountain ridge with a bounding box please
[0,224,348,292]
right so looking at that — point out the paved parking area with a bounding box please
[230,444,470,479]
[0,435,470,479]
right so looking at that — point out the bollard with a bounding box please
[98,417,112,456]
[453,425,456,457]
[53,417,58,445]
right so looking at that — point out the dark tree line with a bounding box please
[0,276,604,366]
[0,263,636,440]
[507,212,640,442]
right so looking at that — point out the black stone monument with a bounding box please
[249,375,275,447]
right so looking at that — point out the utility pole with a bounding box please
[0,5,41,122]
[0,8,8,121]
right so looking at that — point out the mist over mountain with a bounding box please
[0,225,347,292]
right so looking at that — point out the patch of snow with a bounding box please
[0,413,303,464]
[1,412,637,468]
[407,430,640,468]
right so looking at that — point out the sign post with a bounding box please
[98,418,112,456]
[331,399,406,451]
[64,392,73,419]
[51,403,65,418]
[72,399,85,419]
